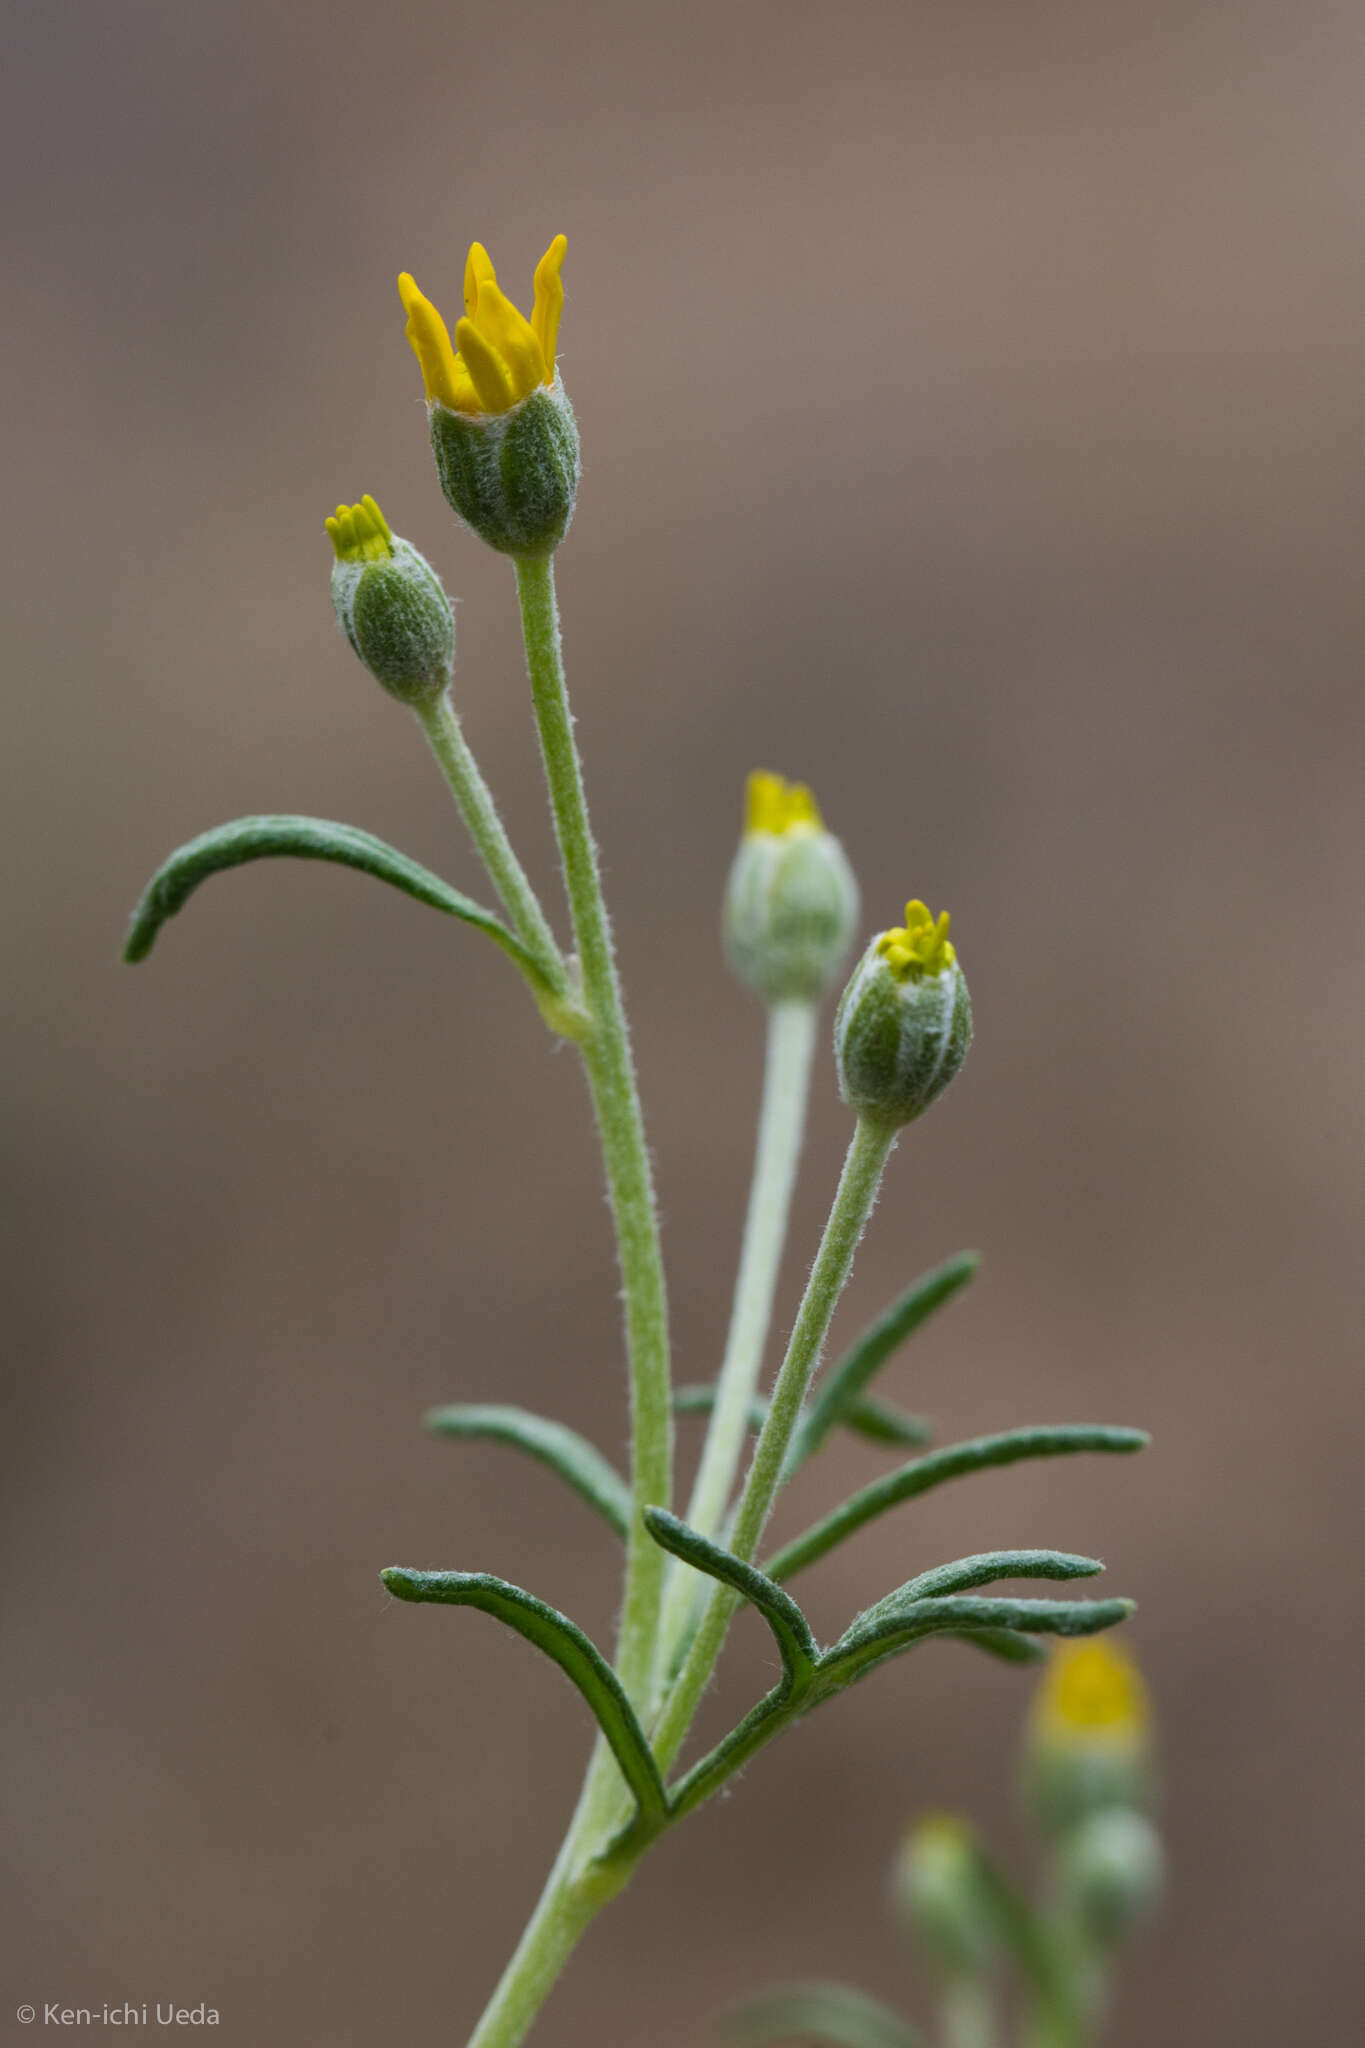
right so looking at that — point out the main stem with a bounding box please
[653,1113,897,1771]
[514,553,672,1710]
[656,998,818,1680]
[415,690,565,993]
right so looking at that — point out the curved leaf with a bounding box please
[124,814,556,993]
[644,1508,817,1690]
[818,1594,1135,1694]
[883,1548,1104,1606]
[721,1982,926,2048]
[425,1404,630,1538]
[675,1385,930,1451]
[943,1627,1048,1666]
[380,1567,666,1827]
[766,1426,1149,1581]
[787,1251,978,1473]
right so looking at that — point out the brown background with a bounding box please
[4,2,1363,2042]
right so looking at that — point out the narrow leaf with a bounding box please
[766,1425,1149,1581]
[124,815,552,990]
[788,1251,979,1472]
[721,1982,926,2048]
[943,1627,1047,1666]
[380,1567,666,1826]
[425,1404,630,1538]
[644,1508,818,1690]
[818,1594,1135,1693]
[675,1385,930,1450]
[884,1548,1104,1605]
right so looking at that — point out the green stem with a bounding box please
[513,553,672,1711]
[656,998,818,1677]
[940,1980,999,2048]
[652,1112,898,1771]
[414,690,566,997]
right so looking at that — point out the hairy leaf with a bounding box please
[766,1426,1148,1581]
[380,1568,666,1826]
[425,1404,630,1538]
[124,814,553,992]
[644,1508,817,1690]
[818,1594,1135,1693]
[787,1250,979,1472]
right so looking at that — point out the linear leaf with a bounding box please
[644,1508,817,1689]
[425,1404,630,1538]
[675,1385,930,1451]
[943,1627,1048,1666]
[766,1426,1149,1581]
[380,1567,666,1826]
[817,1594,1135,1694]
[788,1251,979,1472]
[124,815,554,992]
[881,1548,1104,1607]
[721,1982,926,2048]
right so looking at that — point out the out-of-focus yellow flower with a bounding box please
[745,770,823,836]
[398,237,567,417]
[1034,1641,1150,1747]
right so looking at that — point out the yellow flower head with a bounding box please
[325,494,394,564]
[1035,1641,1150,1746]
[398,236,567,417]
[745,770,823,836]
[876,900,955,981]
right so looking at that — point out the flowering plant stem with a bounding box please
[657,996,819,1671]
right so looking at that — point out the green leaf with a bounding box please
[766,1425,1149,1581]
[380,1567,667,1828]
[424,1404,630,1539]
[123,814,554,992]
[721,1981,926,2048]
[643,1508,818,1690]
[817,1594,1135,1694]
[674,1385,930,1451]
[787,1251,978,1473]
[943,1627,1048,1666]
[885,1548,1104,1605]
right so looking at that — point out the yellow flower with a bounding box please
[1035,1641,1150,1747]
[325,494,393,564]
[398,236,567,417]
[745,770,823,836]
[876,900,955,981]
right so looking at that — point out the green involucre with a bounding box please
[835,944,973,1127]
[331,536,454,704]
[430,386,580,557]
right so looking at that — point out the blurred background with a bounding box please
[3,1,1363,2041]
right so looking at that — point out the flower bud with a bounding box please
[723,772,860,1003]
[398,239,579,557]
[834,902,972,1126]
[1023,1642,1155,1839]
[892,1816,996,1978]
[1057,1808,1164,1944]
[326,496,454,707]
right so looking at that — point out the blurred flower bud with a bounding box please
[1023,1642,1155,1838]
[834,902,972,1126]
[399,238,580,557]
[327,496,454,707]
[723,771,860,1003]
[1058,1808,1164,1944]
[892,1815,996,1979]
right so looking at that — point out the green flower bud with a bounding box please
[428,387,580,558]
[723,771,860,1003]
[892,1816,996,1979]
[326,496,454,707]
[1023,1642,1156,1838]
[834,901,972,1126]
[1058,1809,1164,1944]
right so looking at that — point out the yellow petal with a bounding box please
[454,315,515,413]
[397,273,461,411]
[464,241,498,320]
[531,234,567,382]
[473,279,546,403]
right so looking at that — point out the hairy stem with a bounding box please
[414,690,566,994]
[652,1112,898,1770]
[514,553,673,1710]
[657,998,818,1678]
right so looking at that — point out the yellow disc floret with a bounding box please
[1035,1642,1150,1744]
[876,900,955,981]
[745,770,823,836]
[325,495,394,564]
[398,235,567,417]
